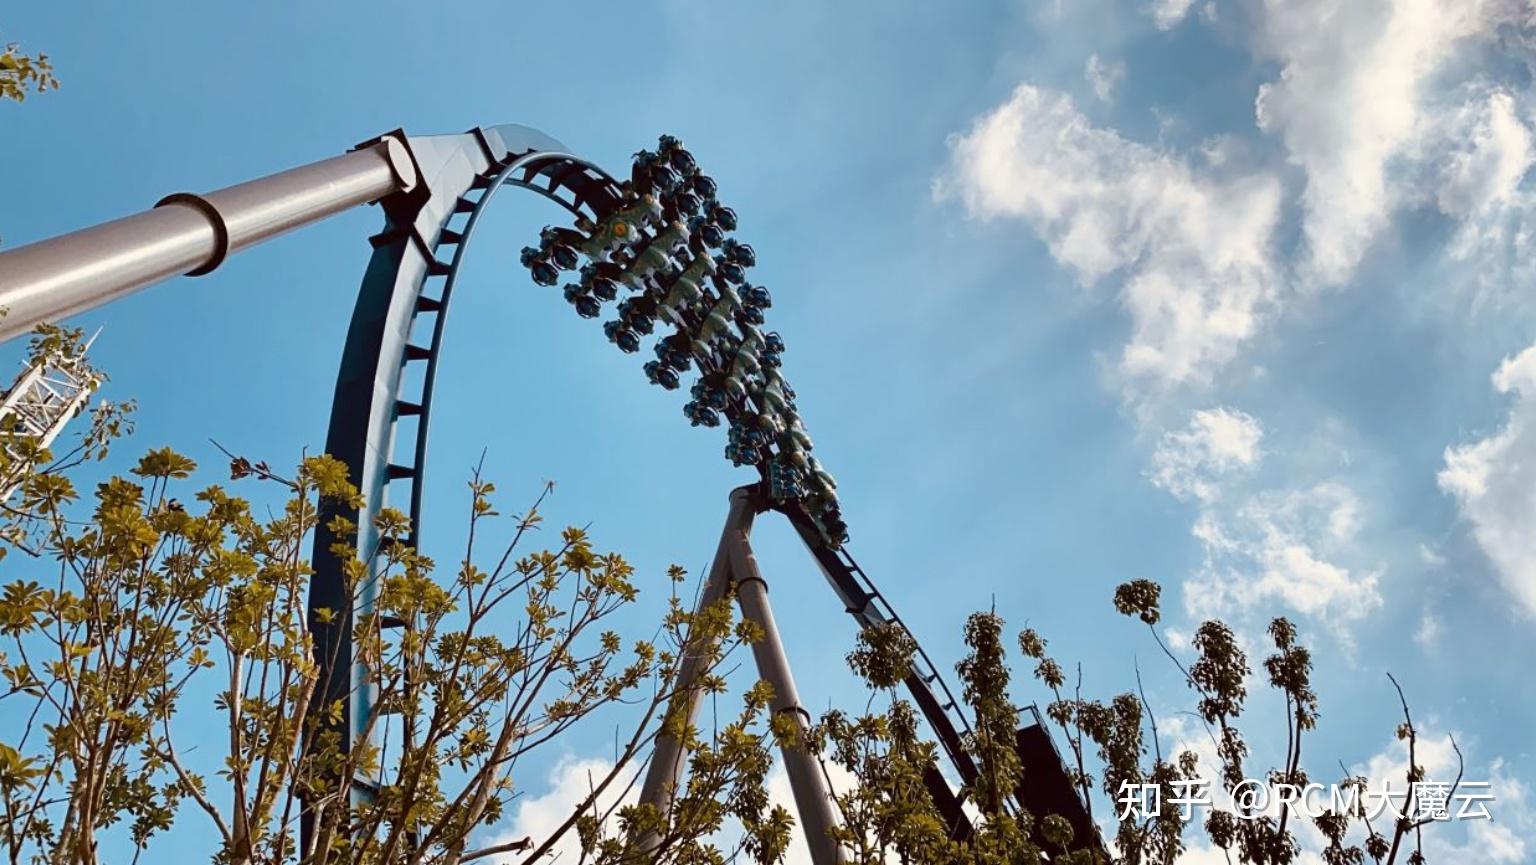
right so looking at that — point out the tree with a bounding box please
[799,582,1460,864]
[0,37,57,104]
[1,28,61,248]
[0,329,794,865]
[0,330,1463,864]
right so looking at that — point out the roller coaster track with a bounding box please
[306,124,985,838]
[0,122,1102,858]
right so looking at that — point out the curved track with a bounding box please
[308,124,982,835]
[392,149,623,549]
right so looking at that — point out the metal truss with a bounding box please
[0,331,98,500]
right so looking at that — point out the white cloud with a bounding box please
[938,0,1536,401]
[488,752,856,864]
[1439,343,1536,618]
[1185,483,1384,633]
[1159,714,1533,862]
[1149,0,1197,29]
[1414,609,1441,649]
[1144,410,1380,634]
[1354,732,1534,863]
[486,755,641,862]
[1251,0,1536,287]
[1419,543,1448,567]
[1151,407,1264,502]
[1438,90,1536,310]
[1436,90,1535,218]
[767,758,859,865]
[936,84,1283,393]
[1084,53,1125,102]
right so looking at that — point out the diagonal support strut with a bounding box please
[638,486,847,865]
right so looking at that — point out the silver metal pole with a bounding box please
[0,137,419,343]
[637,489,756,817]
[728,518,847,865]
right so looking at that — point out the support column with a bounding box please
[636,488,755,818]
[727,504,847,865]
[0,138,419,343]
[638,487,846,864]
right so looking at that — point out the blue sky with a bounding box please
[4,0,1536,861]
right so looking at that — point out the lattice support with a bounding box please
[0,332,98,501]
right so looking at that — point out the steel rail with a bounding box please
[398,149,617,548]
[307,126,622,794]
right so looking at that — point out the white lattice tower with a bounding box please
[0,331,99,500]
